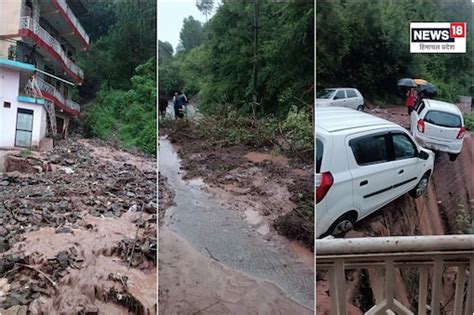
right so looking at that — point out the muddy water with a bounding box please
[159,138,314,308]
[9,212,157,314]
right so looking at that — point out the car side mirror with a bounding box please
[418,150,429,160]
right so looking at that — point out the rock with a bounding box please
[59,167,74,174]
[18,208,32,216]
[0,305,28,315]
[56,251,69,269]
[32,166,43,173]
[55,227,73,234]
[0,237,10,252]
[6,292,30,306]
[84,306,99,315]
[49,155,62,164]
[64,159,75,165]
[0,226,8,237]
[0,180,10,186]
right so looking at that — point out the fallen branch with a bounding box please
[127,202,144,269]
[16,263,58,292]
[192,300,221,314]
[204,247,220,262]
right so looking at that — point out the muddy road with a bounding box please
[0,138,157,314]
[159,130,314,313]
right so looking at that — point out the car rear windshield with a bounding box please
[316,139,323,173]
[424,110,462,128]
[317,89,335,99]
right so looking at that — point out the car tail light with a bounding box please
[316,172,333,204]
[417,119,425,133]
[456,127,465,139]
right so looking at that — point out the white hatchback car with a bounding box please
[411,99,465,161]
[316,88,364,111]
[316,107,435,238]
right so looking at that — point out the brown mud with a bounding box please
[163,125,314,249]
[159,123,315,310]
[0,138,157,314]
[159,229,313,314]
[316,103,473,313]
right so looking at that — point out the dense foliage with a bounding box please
[159,1,314,116]
[85,58,157,154]
[316,0,473,103]
[78,0,157,154]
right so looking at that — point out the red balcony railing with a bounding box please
[19,16,84,83]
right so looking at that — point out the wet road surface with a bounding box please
[159,138,314,309]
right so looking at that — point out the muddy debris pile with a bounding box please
[0,248,83,310]
[114,216,157,268]
[0,138,157,313]
[0,139,156,250]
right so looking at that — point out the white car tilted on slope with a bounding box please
[411,99,465,161]
[316,107,435,238]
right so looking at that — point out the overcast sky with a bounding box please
[158,0,219,52]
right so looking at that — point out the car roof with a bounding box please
[323,87,359,90]
[316,107,397,133]
[423,99,462,115]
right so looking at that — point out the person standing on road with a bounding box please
[159,93,168,119]
[173,91,185,120]
[405,87,417,115]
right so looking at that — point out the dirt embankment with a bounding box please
[161,124,314,249]
[0,138,157,314]
[317,104,473,313]
[158,174,175,224]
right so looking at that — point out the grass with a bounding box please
[20,150,32,157]
[195,105,312,163]
[463,112,474,131]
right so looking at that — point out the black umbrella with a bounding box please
[397,78,417,88]
[418,83,437,98]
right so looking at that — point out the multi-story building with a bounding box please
[0,0,89,149]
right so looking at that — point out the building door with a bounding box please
[56,117,64,138]
[15,109,34,148]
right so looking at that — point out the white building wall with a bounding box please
[0,67,47,149]
[0,0,21,58]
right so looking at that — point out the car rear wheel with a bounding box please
[356,105,364,111]
[449,153,459,161]
[327,213,357,237]
[409,173,429,198]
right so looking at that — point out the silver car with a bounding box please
[316,88,365,111]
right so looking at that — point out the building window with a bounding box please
[3,102,11,108]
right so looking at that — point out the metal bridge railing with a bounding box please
[316,235,474,315]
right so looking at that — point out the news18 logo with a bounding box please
[410,22,466,53]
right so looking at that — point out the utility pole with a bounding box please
[252,0,260,114]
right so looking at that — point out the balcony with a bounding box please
[35,76,80,115]
[316,235,473,315]
[19,16,84,82]
[54,0,90,47]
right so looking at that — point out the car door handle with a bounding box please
[398,169,404,174]
[360,180,368,186]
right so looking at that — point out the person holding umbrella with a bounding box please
[397,78,418,114]
[405,87,417,115]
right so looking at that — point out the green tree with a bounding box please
[159,40,174,65]
[78,0,157,91]
[196,0,214,22]
[79,0,117,40]
[316,0,473,102]
[179,16,206,52]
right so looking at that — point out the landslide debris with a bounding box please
[0,138,157,313]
